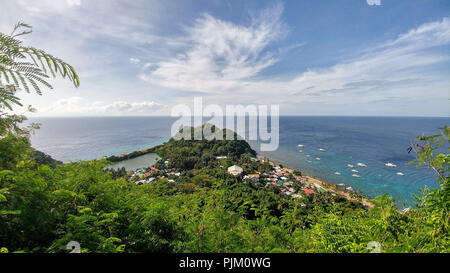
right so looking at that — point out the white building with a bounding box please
[227,165,243,176]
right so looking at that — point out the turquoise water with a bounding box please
[29,116,449,207]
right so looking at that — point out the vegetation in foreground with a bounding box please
[0,23,448,253]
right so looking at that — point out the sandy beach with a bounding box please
[267,160,374,209]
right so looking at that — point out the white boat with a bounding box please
[319,148,326,152]
[351,169,359,173]
[298,144,304,148]
[334,172,341,175]
[357,163,367,167]
[352,174,361,178]
[385,162,397,168]
[347,164,354,168]
[396,172,404,176]
[315,157,321,160]
[306,155,310,157]
[298,150,303,153]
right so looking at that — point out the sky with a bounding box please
[1,0,449,117]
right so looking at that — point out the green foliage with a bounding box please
[0,23,448,254]
[0,22,79,97]
[154,125,256,170]
[0,22,79,138]
[408,125,449,251]
[0,127,449,253]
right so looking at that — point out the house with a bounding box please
[135,180,146,185]
[401,207,411,214]
[227,165,243,176]
[248,174,260,182]
[303,189,314,195]
[216,156,227,159]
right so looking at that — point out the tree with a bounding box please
[408,125,449,249]
[0,22,79,137]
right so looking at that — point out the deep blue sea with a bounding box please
[28,116,449,207]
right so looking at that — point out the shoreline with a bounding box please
[109,145,374,209]
[265,159,374,209]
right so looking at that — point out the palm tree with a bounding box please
[0,22,79,111]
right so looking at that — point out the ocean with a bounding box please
[28,116,449,207]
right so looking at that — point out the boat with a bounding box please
[318,148,326,152]
[298,144,304,148]
[306,155,310,157]
[352,174,361,178]
[351,169,359,173]
[396,172,404,176]
[357,163,367,167]
[334,172,341,175]
[298,150,303,153]
[385,162,397,167]
[347,164,354,168]
[315,157,321,160]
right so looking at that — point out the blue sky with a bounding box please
[1,0,449,116]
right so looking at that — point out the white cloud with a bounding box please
[141,3,287,93]
[287,17,450,100]
[366,0,381,6]
[43,97,166,115]
[135,3,450,114]
[67,0,81,6]
[104,101,165,113]
[129,58,141,64]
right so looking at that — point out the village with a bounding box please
[124,155,370,207]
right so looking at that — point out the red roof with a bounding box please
[144,172,152,177]
[248,174,260,178]
[303,189,314,195]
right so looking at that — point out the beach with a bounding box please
[265,159,374,208]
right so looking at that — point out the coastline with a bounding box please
[266,159,374,209]
[108,145,374,209]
